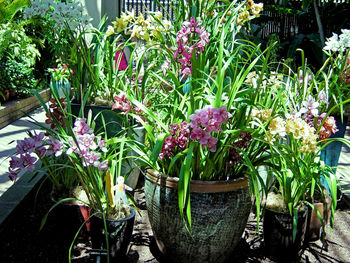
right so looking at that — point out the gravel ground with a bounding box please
[1,178,350,263]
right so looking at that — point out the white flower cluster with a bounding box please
[245,71,284,90]
[23,0,92,31]
[324,29,350,52]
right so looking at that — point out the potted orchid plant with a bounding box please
[48,118,136,263]
[322,29,350,115]
[35,116,136,263]
[48,62,74,99]
[9,86,136,262]
[261,66,350,260]
[111,1,284,262]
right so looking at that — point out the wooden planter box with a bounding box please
[0,89,51,129]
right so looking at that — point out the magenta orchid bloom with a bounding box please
[159,106,230,157]
[77,134,98,151]
[73,118,93,135]
[36,146,47,158]
[97,137,108,152]
[112,93,133,114]
[81,151,101,167]
[184,16,202,34]
[190,127,208,142]
[172,17,210,80]
[175,25,190,44]
[32,132,45,147]
[98,160,109,172]
[9,155,24,170]
[300,95,319,117]
[206,136,218,152]
[47,136,64,157]
[318,90,328,104]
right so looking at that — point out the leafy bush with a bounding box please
[0,22,40,100]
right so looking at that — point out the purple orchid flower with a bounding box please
[16,138,36,155]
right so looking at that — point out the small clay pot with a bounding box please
[306,196,332,242]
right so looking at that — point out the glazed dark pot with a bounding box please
[90,209,135,262]
[144,169,252,263]
[263,207,308,262]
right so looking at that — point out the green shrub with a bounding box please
[0,22,40,99]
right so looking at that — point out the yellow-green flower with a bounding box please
[121,10,135,23]
[106,25,114,36]
[300,131,318,154]
[268,117,286,138]
[112,17,128,33]
[261,109,272,121]
[286,118,309,139]
[251,3,263,17]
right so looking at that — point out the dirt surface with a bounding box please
[1,177,350,263]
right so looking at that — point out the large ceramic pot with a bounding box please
[320,115,348,191]
[263,207,308,261]
[90,209,136,262]
[144,169,252,263]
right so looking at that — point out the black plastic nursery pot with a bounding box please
[70,104,124,138]
[90,209,136,262]
[263,207,308,262]
[47,196,91,243]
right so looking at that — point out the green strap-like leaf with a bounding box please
[178,143,194,230]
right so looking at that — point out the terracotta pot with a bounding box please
[144,169,251,263]
[306,196,332,242]
[263,207,308,262]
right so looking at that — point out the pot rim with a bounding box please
[50,189,90,207]
[265,206,308,216]
[145,169,248,193]
[94,208,136,222]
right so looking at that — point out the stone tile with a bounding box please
[0,107,47,198]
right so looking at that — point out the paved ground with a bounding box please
[0,107,46,196]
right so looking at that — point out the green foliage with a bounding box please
[0,22,40,97]
[23,14,73,72]
[0,0,30,23]
[0,60,37,92]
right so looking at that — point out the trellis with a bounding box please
[119,0,175,18]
